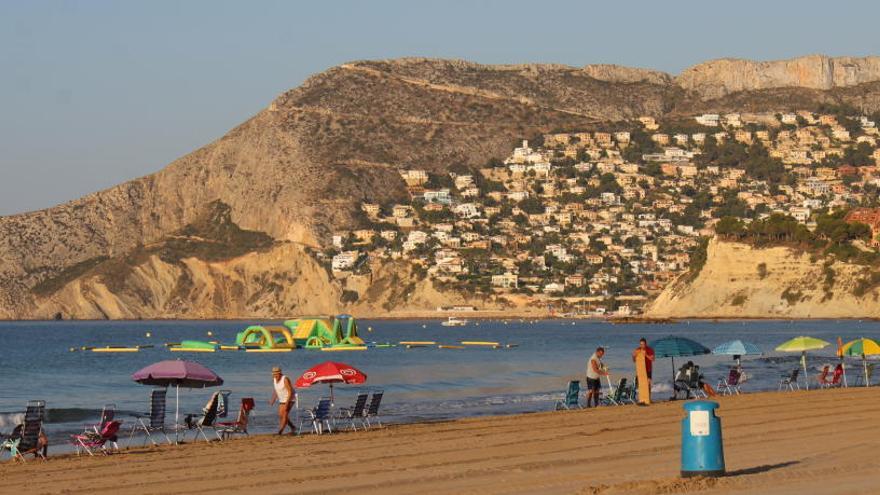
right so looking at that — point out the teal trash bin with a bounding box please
[681,400,725,477]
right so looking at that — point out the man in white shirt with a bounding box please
[270,366,296,435]
[586,347,609,407]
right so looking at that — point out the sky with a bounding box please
[2,0,879,216]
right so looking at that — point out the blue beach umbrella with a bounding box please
[713,340,762,366]
[650,336,711,387]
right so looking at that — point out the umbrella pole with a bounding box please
[802,352,809,391]
[864,355,870,387]
[175,384,180,444]
[671,356,675,399]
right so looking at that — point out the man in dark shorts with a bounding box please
[585,346,608,407]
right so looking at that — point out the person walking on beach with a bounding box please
[269,366,296,435]
[632,338,655,405]
[586,347,609,407]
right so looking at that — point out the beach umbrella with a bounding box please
[132,360,223,441]
[295,361,367,404]
[649,336,711,387]
[712,340,762,365]
[841,338,880,387]
[775,336,830,390]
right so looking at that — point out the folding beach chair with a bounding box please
[72,420,122,456]
[815,364,831,387]
[188,391,221,442]
[601,378,628,406]
[1,400,47,462]
[129,388,172,446]
[854,363,876,386]
[717,368,742,396]
[216,398,255,440]
[820,364,844,388]
[336,392,369,431]
[299,397,333,434]
[554,380,581,410]
[363,390,385,428]
[687,370,709,399]
[778,368,800,391]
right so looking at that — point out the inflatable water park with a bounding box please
[70,314,517,353]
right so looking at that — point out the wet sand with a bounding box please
[4,387,879,494]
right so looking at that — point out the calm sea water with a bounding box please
[1,319,878,450]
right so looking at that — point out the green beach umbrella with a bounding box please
[775,336,831,390]
[841,338,880,387]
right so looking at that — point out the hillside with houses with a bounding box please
[326,107,880,317]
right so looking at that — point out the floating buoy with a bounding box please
[422,324,426,328]
[438,345,464,349]
[170,347,215,353]
[69,347,77,352]
[92,347,139,353]
[321,346,367,352]
[145,332,152,338]
[219,345,242,351]
[207,331,214,337]
[400,341,436,345]
[367,326,373,332]
[406,344,428,349]
[461,341,500,346]
[245,348,293,353]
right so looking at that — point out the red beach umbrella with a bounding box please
[295,361,367,404]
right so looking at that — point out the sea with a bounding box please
[1,318,878,452]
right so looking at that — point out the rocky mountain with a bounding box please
[677,54,880,99]
[5,54,880,319]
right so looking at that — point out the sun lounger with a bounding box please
[717,368,742,395]
[1,400,47,462]
[363,390,385,428]
[299,397,333,434]
[216,398,255,440]
[72,420,122,456]
[129,388,172,446]
[778,368,800,391]
[554,380,581,410]
[336,392,369,431]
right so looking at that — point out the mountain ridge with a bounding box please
[4,53,880,319]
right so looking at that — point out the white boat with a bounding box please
[441,317,468,327]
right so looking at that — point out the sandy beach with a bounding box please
[4,387,878,495]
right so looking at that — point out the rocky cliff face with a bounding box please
[5,55,880,319]
[582,64,673,86]
[677,55,880,99]
[645,239,880,318]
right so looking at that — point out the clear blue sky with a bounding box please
[1,0,878,215]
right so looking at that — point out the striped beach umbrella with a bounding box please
[841,338,880,387]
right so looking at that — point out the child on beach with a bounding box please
[269,366,296,435]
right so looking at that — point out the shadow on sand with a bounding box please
[727,460,799,476]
